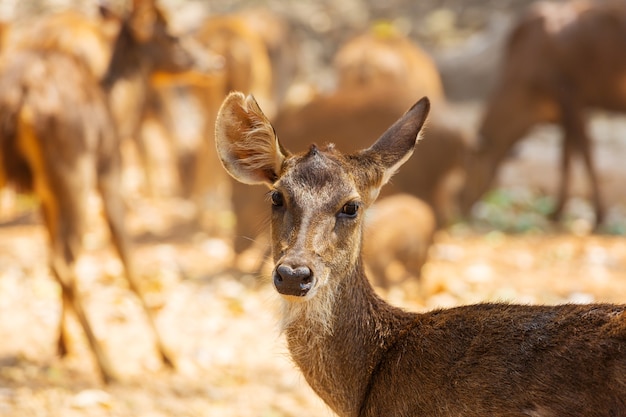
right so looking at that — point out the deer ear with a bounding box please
[358,96,430,189]
[215,92,288,185]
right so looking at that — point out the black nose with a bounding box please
[274,264,314,297]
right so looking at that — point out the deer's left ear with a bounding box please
[354,97,430,194]
[215,92,289,186]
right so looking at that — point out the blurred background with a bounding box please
[0,0,625,416]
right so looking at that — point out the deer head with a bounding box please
[100,0,195,88]
[215,92,429,304]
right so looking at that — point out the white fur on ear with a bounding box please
[215,92,287,185]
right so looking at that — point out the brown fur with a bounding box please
[3,10,117,79]
[0,0,190,383]
[104,0,197,199]
[461,0,626,226]
[5,4,196,203]
[333,25,445,105]
[215,91,626,417]
[193,13,275,118]
[363,193,435,288]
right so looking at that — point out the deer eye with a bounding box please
[339,201,360,218]
[270,191,284,207]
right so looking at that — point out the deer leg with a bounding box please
[550,134,573,222]
[56,289,70,357]
[558,110,604,226]
[41,198,119,383]
[578,129,605,226]
[554,90,604,227]
[51,260,119,384]
[97,160,175,369]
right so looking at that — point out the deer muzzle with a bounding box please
[273,264,314,297]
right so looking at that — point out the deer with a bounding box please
[231,84,468,273]
[215,91,626,416]
[5,3,201,201]
[227,27,467,273]
[332,22,445,106]
[0,0,195,383]
[363,193,435,289]
[3,9,119,79]
[193,13,276,119]
[138,9,295,225]
[460,0,626,228]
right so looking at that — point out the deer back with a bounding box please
[333,26,445,104]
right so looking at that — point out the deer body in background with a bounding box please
[193,13,276,119]
[2,10,118,79]
[215,91,626,416]
[139,8,295,226]
[461,0,626,227]
[333,24,445,105]
[0,0,193,383]
[363,193,435,288]
[4,3,199,202]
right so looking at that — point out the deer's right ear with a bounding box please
[215,92,288,185]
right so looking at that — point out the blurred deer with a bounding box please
[461,0,626,227]
[363,194,435,289]
[193,12,276,119]
[237,7,300,109]
[141,8,297,232]
[5,3,201,201]
[333,22,445,106]
[0,0,194,383]
[216,91,626,417]
[2,9,118,78]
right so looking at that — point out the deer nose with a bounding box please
[274,264,314,297]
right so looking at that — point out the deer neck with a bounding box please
[282,260,415,417]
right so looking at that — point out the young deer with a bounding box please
[215,91,626,416]
[226,27,465,271]
[0,0,191,383]
[230,85,468,272]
